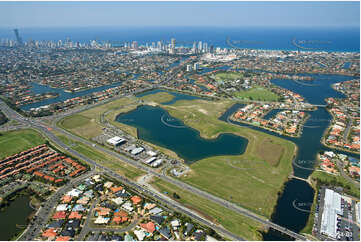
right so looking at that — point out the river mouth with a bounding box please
[116,105,248,164]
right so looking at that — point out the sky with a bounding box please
[0,1,359,28]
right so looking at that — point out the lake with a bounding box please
[116,105,248,163]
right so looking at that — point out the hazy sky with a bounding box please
[0,1,359,28]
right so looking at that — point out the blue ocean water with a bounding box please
[0,26,359,52]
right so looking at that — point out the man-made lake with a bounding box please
[116,105,248,163]
[117,71,358,240]
[0,195,34,240]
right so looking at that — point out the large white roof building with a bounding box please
[320,189,342,239]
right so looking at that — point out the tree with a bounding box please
[172,192,180,199]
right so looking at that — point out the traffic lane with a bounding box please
[49,124,305,240]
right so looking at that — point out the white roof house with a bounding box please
[121,202,134,212]
[134,229,146,240]
[111,197,124,205]
[56,204,68,211]
[67,188,83,197]
[94,216,110,224]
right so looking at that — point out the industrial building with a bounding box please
[320,188,342,239]
[106,136,126,146]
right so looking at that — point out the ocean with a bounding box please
[0,26,359,52]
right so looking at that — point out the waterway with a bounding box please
[0,195,34,240]
[219,73,358,240]
[116,72,358,240]
[20,81,124,111]
[116,105,248,163]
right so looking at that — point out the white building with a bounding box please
[106,136,126,146]
[320,189,342,239]
[131,147,144,155]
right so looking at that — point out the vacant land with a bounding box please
[55,132,145,180]
[59,114,103,139]
[139,91,174,104]
[161,98,296,218]
[0,129,46,159]
[151,178,264,241]
[56,91,296,219]
[233,86,280,101]
[256,137,285,166]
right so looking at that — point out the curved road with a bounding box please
[1,99,306,241]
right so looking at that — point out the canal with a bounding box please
[0,195,34,240]
[114,72,358,240]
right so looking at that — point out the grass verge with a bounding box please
[151,178,265,241]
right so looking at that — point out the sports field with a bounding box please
[211,72,244,83]
[0,129,46,159]
[233,86,280,101]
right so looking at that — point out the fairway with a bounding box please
[233,86,280,101]
[161,98,296,218]
[0,129,46,159]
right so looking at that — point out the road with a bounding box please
[0,100,244,241]
[18,171,96,241]
[1,99,307,241]
[335,160,360,187]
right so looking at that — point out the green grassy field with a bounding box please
[310,170,360,198]
[161,98,296,218]
[211,72,244,83]
[233,86,280,101]
[55,132,145,180]
[56,91,296,219]
[139,92,174,103]
[0,129,46,159]
[151,178,265,241]
[58,114,103,139]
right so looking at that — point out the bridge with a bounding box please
[0,99,308,241]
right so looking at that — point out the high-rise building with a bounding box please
[198,41,203,52]
[171,38,176,49]
[132,41,138,50]
[13,29,23,45]
[209,45,214,53]
[193,63,199,71]
[192,42,197,54]
[186,64,192,72]
[157,41,162,50]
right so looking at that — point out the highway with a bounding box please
[0,99,307,241]
[0,100,244,241]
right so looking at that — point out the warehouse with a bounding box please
[320,188,342,239]
[131,147,144,155]
[106,136,126,146]
[144,157,157,165]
